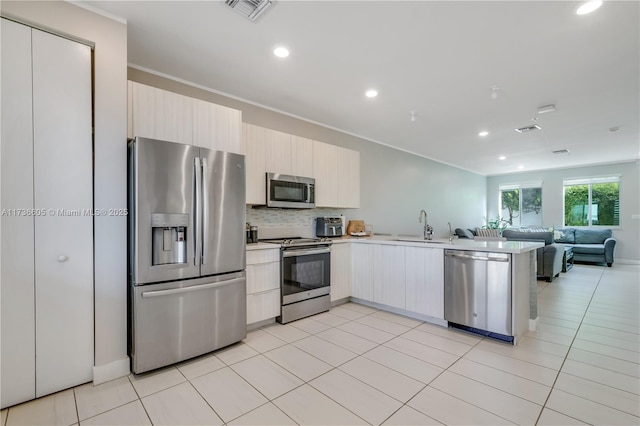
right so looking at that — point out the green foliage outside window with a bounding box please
[564,182,619,226]
[500,187,542,227]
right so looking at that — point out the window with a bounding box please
[563,176,620,227]
[499,182,543,228]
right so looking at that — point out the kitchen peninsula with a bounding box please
[248,236,543,344]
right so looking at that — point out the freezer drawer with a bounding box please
[130,272,246,374]
[444,250,512,336]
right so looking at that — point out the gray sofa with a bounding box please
[555,228,616,267]
[501,229,564,282]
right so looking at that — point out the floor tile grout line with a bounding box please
[8,269,640,425]
[572,335,640,355]
[72,386,80,425]
[415,382,521,425]
[556,369,640,400]
[534,265,606,425]
[442,368,548,407]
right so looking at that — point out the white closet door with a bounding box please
[32,29,94,397]
[0,18,36,409]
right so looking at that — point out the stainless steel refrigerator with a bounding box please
[128,137,247,374]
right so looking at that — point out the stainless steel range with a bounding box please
[261,237,332,324]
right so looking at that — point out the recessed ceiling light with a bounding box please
[518,165,525,170]
[273,46,289,58]
[576,0,602,15]
[365,89,378,98]
[499,155,506,160]
[478,131,489,137]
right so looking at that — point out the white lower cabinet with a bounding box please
[246,249,281,325]
[373,245,406,309]
[350,243,374,301]
[405,247,445,319]
[348,242,445,321]
[330,243,351,302]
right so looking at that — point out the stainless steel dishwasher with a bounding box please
[444,250,512,337]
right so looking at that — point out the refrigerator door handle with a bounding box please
[201,158,209,265]
[140,277,245,298]
[193,157,202,266]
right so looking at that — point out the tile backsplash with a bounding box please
[246,206,346,238]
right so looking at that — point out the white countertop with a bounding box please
[328,235,543,254]
[246,236,543,254]
[246,242,280,251]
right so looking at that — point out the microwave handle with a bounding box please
[305,184,310,203]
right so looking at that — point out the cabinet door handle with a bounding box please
[57,255,69,262]
[250,289,278,296]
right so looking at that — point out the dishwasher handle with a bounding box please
[445,251,509,262]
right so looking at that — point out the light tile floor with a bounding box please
[2,264,639,425]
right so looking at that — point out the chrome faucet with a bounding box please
[418,210,433,240]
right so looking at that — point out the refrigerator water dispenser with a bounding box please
[151,213,188,265]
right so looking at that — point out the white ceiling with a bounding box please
[84,0,639,176]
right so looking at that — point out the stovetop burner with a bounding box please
[260,237,333,247]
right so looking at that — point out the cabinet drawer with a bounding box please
[246,249,280,265]
[246,262,280,293]
[247,289,280,324]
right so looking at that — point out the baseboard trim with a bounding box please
[93,357,130,385]
[615,258,640,265]
[349,297,448,328]
[529,317,538,332]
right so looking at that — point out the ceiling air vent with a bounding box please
[552,149,570,155]
[515,124,541,133]
[225,0,273,21]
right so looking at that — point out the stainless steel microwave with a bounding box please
[267,173,315,208]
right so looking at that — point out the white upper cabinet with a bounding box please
[243,123,267,205]
[313,141,360,208]
[242,123,359,207]
[312,141,339,207]
[128,81,242,154]
[193,98,242,154]
[129,81,193,144]
[265,129,292,175]
[337,147,360,208]
[291,135,314,178]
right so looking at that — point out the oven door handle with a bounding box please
[283,247,331,257]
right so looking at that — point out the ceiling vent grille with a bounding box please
[515,124,541,133]
[552,149,570,155]
[225,0,273,21]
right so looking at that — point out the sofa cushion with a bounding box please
[555,228,575,244]
[575,228,612,244]
[455,228,475,239]
[502,229,553,245]
[571,244,606,255]
[476,228,502,237]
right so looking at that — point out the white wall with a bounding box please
[487,161,640,263]
[1,1,129,382]
[129,68,488,239]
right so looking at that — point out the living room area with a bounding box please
[484,160,638,271]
